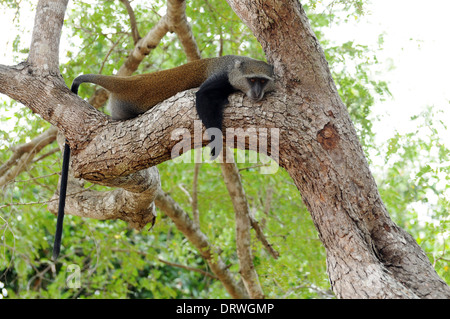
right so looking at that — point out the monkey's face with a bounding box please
[246,77,272,101]
[228,58,275,101]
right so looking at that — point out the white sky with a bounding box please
[325,0,450,146]
[0,0,449,146]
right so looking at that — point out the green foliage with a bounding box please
[305,4,391,154]
[0,0,448,299]
[374,107,450,283]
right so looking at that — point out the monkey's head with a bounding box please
[228,58,275,101]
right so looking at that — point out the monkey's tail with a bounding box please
[52,142,70,260]
[52,81,80,260]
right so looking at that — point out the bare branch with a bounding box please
[99,33,128,75]
[32,147,59,163]
[27,0,68,72]
[0,127,58,188]
[155,189,249,299]
[47,175,157,230]
[45,132,160,230]
[192,149,202,228]
[249,215,279,259]
[220,148,264,299]
[166,0,201,61]
[120,15,169,75]
[119,0,141,44]
[111,247,218,279]
[158,257,218,280]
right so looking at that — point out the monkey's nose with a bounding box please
[249,92,263,101]
[252,94,264,102]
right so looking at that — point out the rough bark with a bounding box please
[27,0,67,72]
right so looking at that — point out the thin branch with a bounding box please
[158,258,218,280]
[263,186,273,216]
[192,149,202,228]
[119,0,141,44]
[166,0,201,61]
[0,127,57,188]
[99,32,127,75]
[249,215,279,259]
[31,147,59,163]
[220,148,264,299]
[0,184,96,210]
[178,184,193,203]
[155,189,249,299]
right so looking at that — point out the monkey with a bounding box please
[52,55,275,260]
[195,57,274,157]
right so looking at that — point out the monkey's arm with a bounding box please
[195,72,236,159]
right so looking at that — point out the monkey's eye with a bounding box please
[250,78,256,83]
[260,79,266,84]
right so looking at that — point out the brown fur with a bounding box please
[72,55,274,120]
[75,58,212,112]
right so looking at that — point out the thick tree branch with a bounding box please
[249,215,280,259]
[0,60,281,184]
[68,91,281,181]
[226,0,450,298]
[27,0,68,73]
[47,173,157,230]
[45,133,160,229]
[0,63,107,150]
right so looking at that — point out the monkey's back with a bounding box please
[109,58,213,110]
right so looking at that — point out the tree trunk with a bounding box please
[226,0,450,298]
